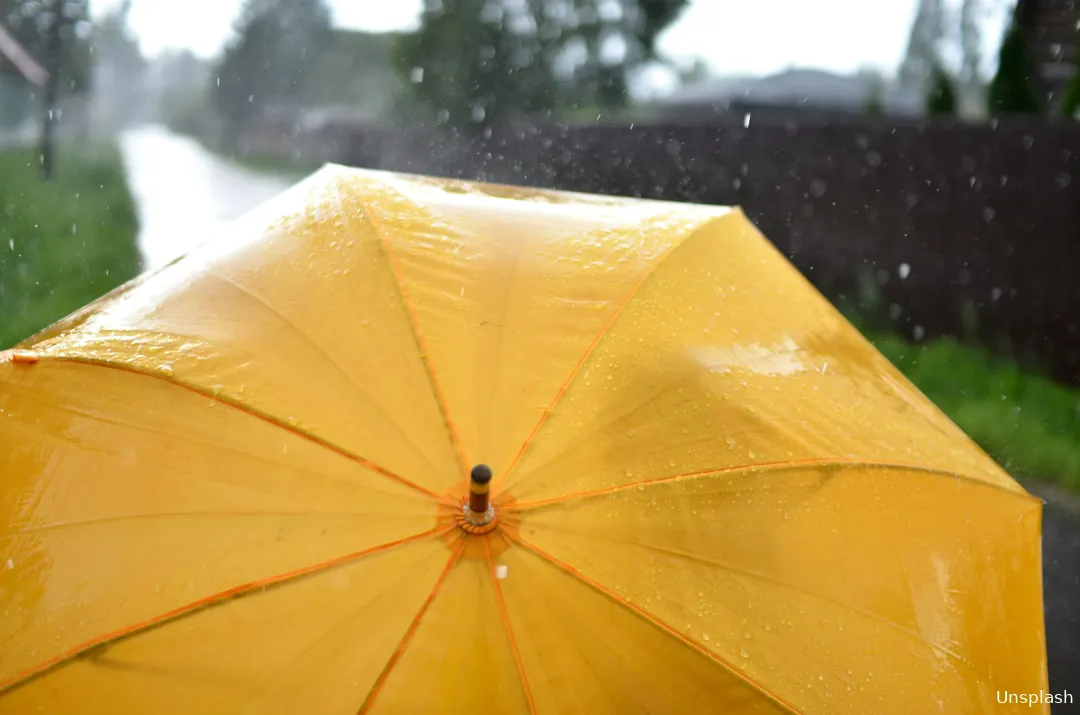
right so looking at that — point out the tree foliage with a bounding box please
[958,0,982,87]
[396,0,690,128]
[91,0,147,130]
[1062,34,1080,117]
[898,0,945,93]
[926,65,957,116]
[0,0,92,94]
[211,0,332,133]
[987,5,1042,115]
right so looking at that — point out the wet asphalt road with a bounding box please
[1038,489,1080,707]
[119,125,292,271]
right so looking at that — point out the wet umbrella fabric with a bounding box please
[0,166,1048,713]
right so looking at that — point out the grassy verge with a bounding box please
[0,144,141,348]
[838,270,1080,492]
[866,330,1080,492]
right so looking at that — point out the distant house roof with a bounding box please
[656,68,923,116]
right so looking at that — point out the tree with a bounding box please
[0,0,91,91]
[1,0,95,178]
[899,0,946,94]
[926,65,958,115]
[987,2,1042,115]
[396,0,690,129]
[90,0,147,131]
[212,0,332,140]
[958,0,982,87]
[0,0,92,135]
[1062,31,1080,117]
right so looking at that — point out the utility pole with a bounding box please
[40,0,64,180]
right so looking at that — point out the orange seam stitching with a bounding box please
[484,534,538,715]
[507,533,805,715]
[494,227,702,492]
[25,356,443,501]
[0,526,453,695]
[360,195,471,481]
[502,458,1039,512]
[357,536,466,714]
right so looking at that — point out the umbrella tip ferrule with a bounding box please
[463,464,495,529]
[4,349,39,365]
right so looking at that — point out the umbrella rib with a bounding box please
[0,511,420,537]
[484,534,538,715]
[531,528,980,672]
[33,356,443,502]
[356,537,466,714]
[0,526,452,696]
[494,214,721,492]
[503,458,1039,512]
[353,186,471,481]
[507,534,806,715]
[205,270,448,481]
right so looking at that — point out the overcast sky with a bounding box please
[94,0,1012,80]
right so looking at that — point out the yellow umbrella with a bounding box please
[0,166,1048,714]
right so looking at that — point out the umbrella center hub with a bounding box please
[456,464,498,535]
[455,500,497,535]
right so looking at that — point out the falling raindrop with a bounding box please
[897,263,910,280]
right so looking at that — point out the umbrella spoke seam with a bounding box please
[484,534,538,715]
[507,534,806,715]
[525,529,980,673]
[206,270,447,481]
[31,356,442,501]
[347,178,472,481]
[495,214,728,492]
[356,537,467,714]
[0,526,452,696]
[505,459,1041,512]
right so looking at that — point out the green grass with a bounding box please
[867,330,1080,492]
[0,145,141,348]
[837,268,1080,492]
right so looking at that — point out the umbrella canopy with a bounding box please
[0,166,1048,714]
